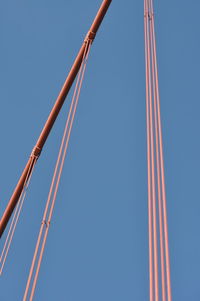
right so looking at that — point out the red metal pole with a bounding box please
[0,0,112,238]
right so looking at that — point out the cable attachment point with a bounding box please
[84,31,96,44]
[31,146,41,159]
[148,12,154,20]
[41,220,50,228]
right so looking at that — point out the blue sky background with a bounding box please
[0,0,200,300]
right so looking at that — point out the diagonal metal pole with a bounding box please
[0,0,112,238]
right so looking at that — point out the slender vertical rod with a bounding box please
[151,7,172,300]
[146,5,159,298]
[144,1,154,299]
[0,0,112,238]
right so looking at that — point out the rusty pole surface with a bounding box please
[0,0,112,238]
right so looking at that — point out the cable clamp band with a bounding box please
[84,31,96,43]
[42,220,50,228]
[31,146,41,158]
[148,12,154,20]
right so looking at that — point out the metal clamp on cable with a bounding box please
[148,12,154,20]
[84,31,96,43]
[42,219,51,227]
[31,146,42,159]
[41,220,50,228]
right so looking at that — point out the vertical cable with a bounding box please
[23,40,92,301]
[150,0,172,298]
[0,156,37,275]
[29,41,92,301]
[144,0,154,299]
[144,0,172,300]
[149,0,167,299]
[146,0,159,299]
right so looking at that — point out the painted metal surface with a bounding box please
[0,0,112,238]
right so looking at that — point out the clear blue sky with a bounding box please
[0,0,200,300]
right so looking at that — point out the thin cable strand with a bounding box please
[23,44,89,300]
[144,0,173,300]
[146,2,159,299]
[151,4,172,299]
[144,0,154,299]
[29,42,91,301]
[0,156,37,275]
[23,40,91,301]
[149,3,167,300]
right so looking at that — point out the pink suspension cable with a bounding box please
[144,0,172,300]
[149,8,167,301]
[23,40,92,301]
[144,1,154,299]
[151,12,172,301]
[0,156,37,275]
